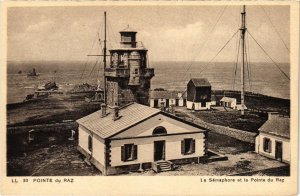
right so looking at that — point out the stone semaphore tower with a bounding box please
[105,26,155,107]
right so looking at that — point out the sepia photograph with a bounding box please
[1,1,298,195]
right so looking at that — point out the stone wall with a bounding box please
[7,122,78,155]
[184,117,257,144]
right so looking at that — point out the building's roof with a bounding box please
[150,90,187,99]
[259,116,290,139]
[120,25,137,33]
[76,103,160,139]
[189,78,211,87]
[220,97,237,103]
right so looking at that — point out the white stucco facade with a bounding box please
[110,133,205,167]
[150,98,186,108]
[187,101,211,110]
[255,132,290,163]
[78,125,106,166]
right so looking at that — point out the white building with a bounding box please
[150,90,187,108]
[220,97,247,111]
[220,97,237,108]
[255,113,290,164]
[77,103,208,175]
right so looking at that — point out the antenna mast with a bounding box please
[103,11,107,104]
[240,5,246,117]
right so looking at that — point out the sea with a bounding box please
[6,61,290,104]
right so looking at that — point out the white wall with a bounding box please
[151,98,186,107]
[92,137,106,166]
[150,99,155,107]
[256,132,290,163]
[178,99,184,107]
[78,126,91,154]
[187,101,210,110]
[169,99,176,105]
[78,125,106,165]
[109,133,205,167]
[158,99,166,107]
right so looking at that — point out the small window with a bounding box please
[88,135,93,152]
[134,68,139,74]
[152,126,167,135]
[263,138,272,153]
[181,138,195,155]
[121,144,137,162]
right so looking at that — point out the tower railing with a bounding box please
[105,68,130,77]
[109,41,146,49]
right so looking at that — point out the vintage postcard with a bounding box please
[0,0,298,195]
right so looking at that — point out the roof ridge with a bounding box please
[119,102,135,110]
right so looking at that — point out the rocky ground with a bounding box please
[7,94,100,126]
[7,141,101,176]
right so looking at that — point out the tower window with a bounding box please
[134,69,139,74]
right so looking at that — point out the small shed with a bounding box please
[220,97,237,108]
[255,113,290,164]
[187,78,212,110]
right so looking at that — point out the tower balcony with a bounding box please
[144,68,155,78]
[105,68,130,77]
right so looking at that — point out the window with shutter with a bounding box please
[133,145,138,160]
[121,146,125,161]
[121,144,137,162]
[263,138,272,153]
[182,138,195,155]
[191,139,196,153]
[181,140,185,154]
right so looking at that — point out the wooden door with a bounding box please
[154,141,165,161]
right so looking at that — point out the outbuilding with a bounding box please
[77,103,208,175]
[150,90,187,108]
[220,97,247,111]
[255,113,290,164]
[220,97,237,108]
[187,78,212,110]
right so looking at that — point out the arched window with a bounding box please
[152,126,167,135]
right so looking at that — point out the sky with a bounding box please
[7,5,290,63]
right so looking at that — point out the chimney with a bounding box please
[160,101,165,111]
[101,103,107,117]
[113,106,121,120]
